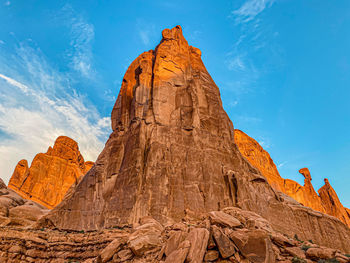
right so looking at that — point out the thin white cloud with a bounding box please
[227,56,246,71]
[0,42,110,184]
[137,21,156,46]
[139,30,150,45]
[4,1,10,6]
[233,0,276,23]
[61,5,95,78]
[0,73,29,93]
[0,40,4,45]
[278,161,288,168]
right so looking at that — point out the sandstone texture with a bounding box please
[36,26,350,254]
[1,209,349,262]
[0,178,48,227]
[234,129,285,192]
[235,129,350,227]
[319,178,350,226]
[8,136,94,209]
[284,168,325,214]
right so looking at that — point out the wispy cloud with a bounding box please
[137,21,156,46]
[61,5,95,78]
[4,1,10,6]
[0,41,110,184]
[233,0,276,23]
[278,161,288,168]
[227,55,246,71]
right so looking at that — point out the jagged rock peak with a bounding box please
[235,129,350,227]
[40,27,350,253]
[318,178,350,226]
[299,167,312,181]
[8,136,94,209]
[111,25,203,132]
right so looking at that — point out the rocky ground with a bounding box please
[0,178,48,227]
[0,207,349,263]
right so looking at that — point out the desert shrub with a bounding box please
[294,234,301,241]
[301,244,311,251]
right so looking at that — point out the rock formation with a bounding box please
[8,136,93,209]
[234,129,285,192]
[37,26,350,254]
[319,178,350,226]
[2,208,350,262]
[235,129,350,227]
[0,178,48,227]
[284,168,326,213]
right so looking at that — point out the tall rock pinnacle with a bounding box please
[235,129,350,227]
[41,26,350,252]
[8,136,93,209]
[319,178,350,226]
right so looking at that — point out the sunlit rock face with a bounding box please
[41,26,350,252]
[284,168,326,214]
[235,129,350,227]
[8,136,93,209]
[234,129,285,192]
[319,178,350,226]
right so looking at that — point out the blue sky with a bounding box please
[0,0,349,207]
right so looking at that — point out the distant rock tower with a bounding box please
[8,136,93,209]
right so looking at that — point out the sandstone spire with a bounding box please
[289,168,325,213]
[8,136,93,209]
[41,26,350,252]
[318,178,350,226]
[234,129,350,227]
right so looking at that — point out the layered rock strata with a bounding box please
[1,208,350,262]
[40,26,350,253]
[8,136,93,209]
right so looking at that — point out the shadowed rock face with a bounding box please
[0,178,48,227]
[8,136,93,209]
[319,178,350,226]
[235,129,350,227]
[41,26,350,252]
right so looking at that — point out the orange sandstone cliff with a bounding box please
[319,178,350,226]
[235,129,350,226]
[8,136,93,209]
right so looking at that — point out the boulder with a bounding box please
[186,228,209,263]
[306,247,336,260]
[99,237,126,263]
[211,225,236,258]
[208,211,241,228]
[165,240,190,263]
[229,229,275,263]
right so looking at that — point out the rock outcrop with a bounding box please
[235,129,350,227]
[234,129,285,192]
[319,178,350,226]
[284,168,326,213]
[0,178,48,227]
[8,136,94,209]
[38,26,350,253]
[1,209,350,262]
